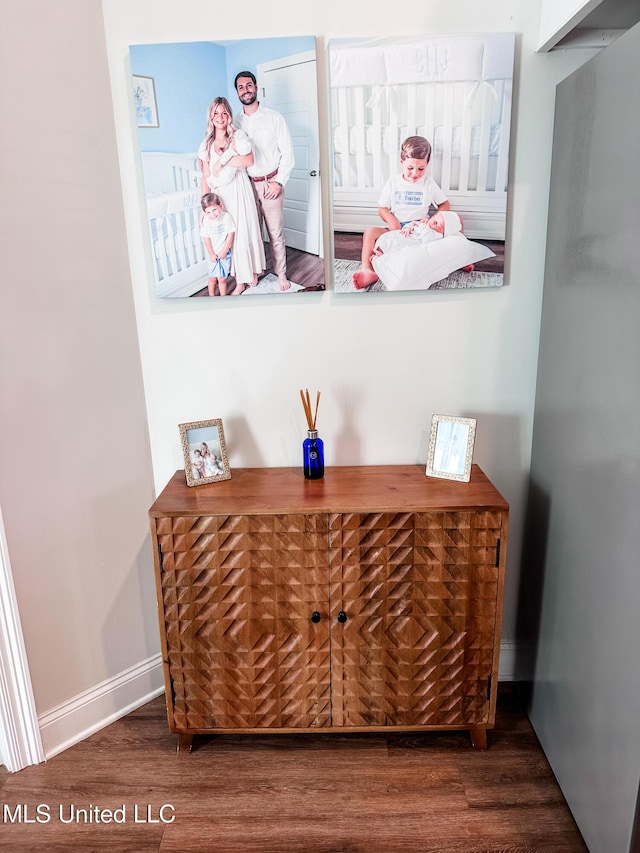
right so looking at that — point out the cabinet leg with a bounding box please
[469,728,488,750]
[177,733,193,754]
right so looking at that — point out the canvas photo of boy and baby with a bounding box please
[328,33,515,292]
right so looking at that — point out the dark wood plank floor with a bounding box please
[0,685,587,852]
[191,243,325,297]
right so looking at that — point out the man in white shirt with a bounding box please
[234,70,295,291]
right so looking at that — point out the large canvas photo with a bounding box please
[130,37,324,298]
[328,34,515,293]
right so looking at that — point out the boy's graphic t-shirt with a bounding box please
[200,211,235,255]
[378,174,447,223]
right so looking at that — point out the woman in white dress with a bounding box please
[198,97,265,295]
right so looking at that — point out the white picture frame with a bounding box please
[426,415,477,482]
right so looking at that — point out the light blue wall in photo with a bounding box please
[130,41,226,153]
[130,37,315,155]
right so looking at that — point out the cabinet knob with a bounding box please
[337,611,348,623]
[310,611,321,623]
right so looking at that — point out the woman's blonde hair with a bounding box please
[203,97,235,155]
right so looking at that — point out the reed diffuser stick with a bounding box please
[299,389,320,430]
[300,389,312,429]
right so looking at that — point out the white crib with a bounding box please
[329,34,514,240]
[141,152,207,298]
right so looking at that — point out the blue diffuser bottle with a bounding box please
[303,429,324,480]
[300,389,324,480]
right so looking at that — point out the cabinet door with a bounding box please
[156,513,330,731]
[329,510,503,728]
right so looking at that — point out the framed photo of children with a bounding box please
[426,415,477,483]
[129,37,325,298]
[179,419,231,487]
[328,34,515,293]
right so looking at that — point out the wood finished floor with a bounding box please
[191,243,325,296]
[0,685,587,853]
[189,230,504,297]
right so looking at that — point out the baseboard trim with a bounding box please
[499,639,537,682]
[38,653,164,760]
[498,640,517,681]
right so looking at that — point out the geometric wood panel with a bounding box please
[329,511,502,728]
[157,514,331,731]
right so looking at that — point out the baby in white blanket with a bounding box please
[360,209,494,291]
[374,210,467,256]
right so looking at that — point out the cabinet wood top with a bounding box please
[149,465,508,517]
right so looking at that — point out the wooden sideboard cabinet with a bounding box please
[149,464,508,752]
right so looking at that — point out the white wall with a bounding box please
[103,0,594,653]
[0,0,158,741]
[0,0,601,762]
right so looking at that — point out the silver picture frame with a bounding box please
[426,414,477,482]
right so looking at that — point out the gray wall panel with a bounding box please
[528,21,640,853]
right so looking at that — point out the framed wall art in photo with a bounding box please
[426,414,477,482]
[179,418,231,486]
[132,75,159,128]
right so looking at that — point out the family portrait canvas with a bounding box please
[130,37,324,298]
[328,34,515,293]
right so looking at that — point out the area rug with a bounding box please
[240,273,304,294]
[332,259,503,293]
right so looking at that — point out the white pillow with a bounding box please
[371,234,495,291]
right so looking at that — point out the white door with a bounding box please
[258,51,322,256]
[0,505,44,771]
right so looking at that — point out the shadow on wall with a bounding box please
[467,412,522,478]
[514,476,551,704]
[333,386,364,467]
[101,479,161,674]
[223,415,268,468]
